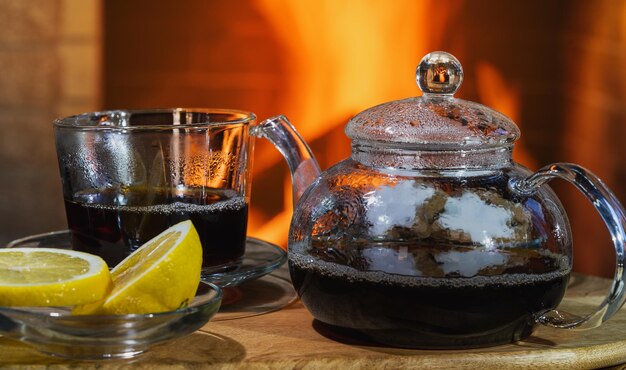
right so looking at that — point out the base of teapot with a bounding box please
[313,319,535,349]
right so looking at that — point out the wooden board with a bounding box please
[1,273,626,369]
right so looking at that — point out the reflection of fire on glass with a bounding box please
[433,65,449,83]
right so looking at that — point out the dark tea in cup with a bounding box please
[64,186,248,270]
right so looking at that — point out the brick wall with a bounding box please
[0,0,101,244]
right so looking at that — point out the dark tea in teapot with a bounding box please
[290,244,569,348]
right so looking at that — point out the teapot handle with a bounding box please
[509,163,626,329]
[251,115,321,205]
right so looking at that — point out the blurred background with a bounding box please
[0,0,624,277]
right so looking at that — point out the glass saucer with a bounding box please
[201,237,287,288]
[214,262,297,321]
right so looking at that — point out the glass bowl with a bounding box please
[1,233,223,360]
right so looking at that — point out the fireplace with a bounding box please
[98,0,626,278]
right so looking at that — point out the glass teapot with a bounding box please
[274,51,626,349]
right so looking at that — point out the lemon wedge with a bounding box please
[0,248,112,307]
[73,220,203,315]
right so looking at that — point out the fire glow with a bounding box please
[246,1,527,250]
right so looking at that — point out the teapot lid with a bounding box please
[345,51,520,150]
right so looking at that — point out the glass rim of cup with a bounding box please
[53,108,256,131]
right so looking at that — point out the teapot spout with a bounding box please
[253,115,321,205]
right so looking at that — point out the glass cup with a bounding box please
[53,108,319,276]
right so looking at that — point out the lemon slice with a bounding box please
[0,248,112,307]
[73,220,203,315]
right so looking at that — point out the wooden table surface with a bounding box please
[1,272,626,369]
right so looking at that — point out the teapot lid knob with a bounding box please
[416,51,464,96]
